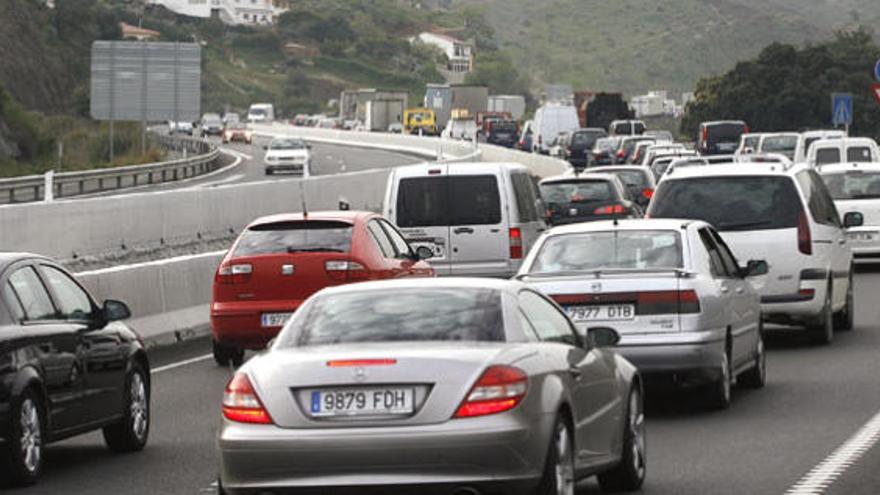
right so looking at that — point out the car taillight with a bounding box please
[325,260,369,281]
[798,210,812,255]
[701,127,708,145]
[327,358,397,367]
[216,263,252,284]
[454,365,528,418]
[509,228,523,259]
[617,150,626,158]
[594,204,626,215]
[222,373,273,424]
[638,290,701,315]
[798,288,815,300]
[641,188,654,199]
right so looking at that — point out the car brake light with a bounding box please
[798,210,812,255]
[798,289,815,300]
[325,260,369,281]
[594,204,626,215]
[454,365,528,418]
[701,127,708,145]
[216,263,253,284]
[638,290,701,315]
[327,359,397,367]
[222,373,273,424]
[617,150,626,158]
[509,228,523,259]
[641,188,654,199]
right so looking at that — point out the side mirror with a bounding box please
[586,327,621,348]
[266,338,276,350]
[741,259,769,278]
[843,212,864,228]
[415,245,434,260]
[103,299,131,322]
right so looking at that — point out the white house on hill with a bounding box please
[146,0,289,26]
[412,32,474,84]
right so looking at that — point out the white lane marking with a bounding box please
[785,409,880,494]
[151,354,213,375]
[197,173,245,188]
[74,250,226,276]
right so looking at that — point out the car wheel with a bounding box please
[103,362,150,452]
[265,168,273,176]
[833,272,854,331]
[704,350,731,410]
[534,415,575,495]
[597,386,646,492]
[738,322,766,388]
[0,389,44,486]
[808,283,834,345]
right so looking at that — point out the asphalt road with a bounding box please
[11,268,880,495]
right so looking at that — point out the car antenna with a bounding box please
[299,179,308,219]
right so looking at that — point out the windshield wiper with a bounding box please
[286,247,345,253]
[717,220,773,231]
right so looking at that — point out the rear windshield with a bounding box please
[602,169,650,189]
[821,171,880,200]
[762,136,798,157]
[571,131,604,147]
[815,148,841,165]
[541,180,614,204]
[396,175,501,227]
[290,288,504,346]
[530,231,682,273]
[491,121,517,133]
[846,146,872,162]
[649,176,802,231]
[234,221,352,256]
[270,139,306,150]
[249,108,266,116]
[594,138,617,151]
[706,123,746,140]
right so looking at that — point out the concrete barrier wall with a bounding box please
[6,127,568,346]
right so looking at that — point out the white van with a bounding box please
[533,104,580,154]
[247,103,275,123]
[799,130,846,161]
[807,137,880,167]
[384,162,547,277]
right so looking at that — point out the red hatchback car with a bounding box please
[211,211,435,366]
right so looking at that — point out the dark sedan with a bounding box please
[0,253,150,486]
[565,128,608,170]
[539,173,642,225]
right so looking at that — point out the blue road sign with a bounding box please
[875,58,880,82]
[832,93,853,127]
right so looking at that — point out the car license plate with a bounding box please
[848,232,876,242]
[565,304,635,322]
[309,388,415,417]
[261,312,293,327]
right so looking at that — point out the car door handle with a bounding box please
[453,227,474,234]
[735,287,745,294]
[568,367,583,380]
[720,286,730,294]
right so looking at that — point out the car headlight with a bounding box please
[266,156,278,162]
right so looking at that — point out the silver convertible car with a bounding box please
[217,278,645,495]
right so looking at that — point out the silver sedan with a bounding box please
[217,278,645,495]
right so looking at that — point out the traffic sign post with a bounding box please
[831,93,853,135]
[874,58,880,82]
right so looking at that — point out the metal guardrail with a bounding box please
[0,133,221,204]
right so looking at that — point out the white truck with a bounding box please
[247,103,275,123]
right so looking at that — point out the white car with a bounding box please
[263,137,311,177]
[807,137,880,167]
[517,219,766,408]
[818,162,877,263]
[736,132,801,162]
[648,162,859,344]
[168,120,193,136]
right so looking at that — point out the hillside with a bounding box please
[459,0,880,98]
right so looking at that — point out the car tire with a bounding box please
[738,322,766,389]
[808,283,834,345]
[265,168,273,176]
[597,386,646,492]
[534,415,576,495]
[703,350,731,410]
[0,389,44,486]
[213,340,244,367]
[833,272,854,331]
[103,362,150,453]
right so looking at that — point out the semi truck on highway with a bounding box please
[574,92,634,130]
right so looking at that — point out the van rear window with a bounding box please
[234,221,352,256]
[396,176,501,227]
[815,148,841,165]
[649,176,802,231]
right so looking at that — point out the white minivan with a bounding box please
[532,104,580,154]
[807,137,880,167]
[384,162,547,277]
[648,162,860,344]
[247,103,275,123]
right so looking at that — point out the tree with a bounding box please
[464,50,528,95]
[682,28,880,138]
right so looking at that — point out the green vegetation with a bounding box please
[461,0,880,98]
[681,30,880,138]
